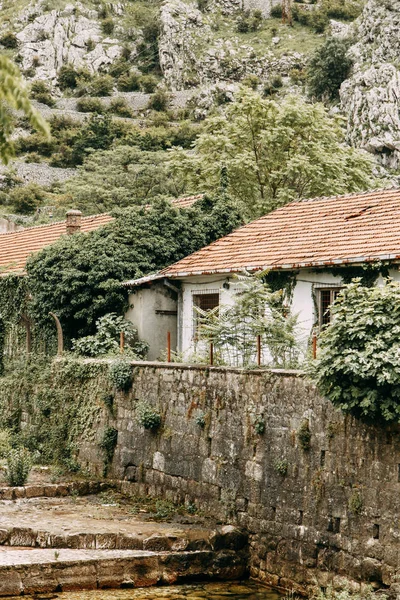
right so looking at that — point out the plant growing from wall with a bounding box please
[274,458,288,476]
[195,412,206,428]
[254,419,265,435]
[310,280,400,423]
[136,401,161,430]
[349,490,363,515]
[99,426,118,475]
[6,447,32,486]
[196,271,300,368]
[109,359,133,392]
[297,420,311,451]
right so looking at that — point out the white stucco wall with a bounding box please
[178,268,400,358]
[126,283,178,361]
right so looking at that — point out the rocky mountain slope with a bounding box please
[341,0,400,169]
[0,0,381,225]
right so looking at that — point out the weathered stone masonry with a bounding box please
[79,363,400,595]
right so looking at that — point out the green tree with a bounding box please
[0,55,49,163]
[26,196,243,343]
[307,37,353,102]
[64,145,185,212]
[168,90,374,219]
[310,280,400,423]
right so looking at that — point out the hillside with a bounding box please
[0,0,376,226]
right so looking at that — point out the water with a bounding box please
[27,581,283,600]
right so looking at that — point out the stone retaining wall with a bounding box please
[78,362,400,596]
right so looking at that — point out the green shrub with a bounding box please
[263,73,283,97]
[117,72,141,92]
[108,97,133,118]
[58,64,90,90]
[99,426,118,468]
[9,183,45,214]
[254,419,265,435]
[270,4,282,18]
[25,152,43,163]
[349,490,363,515]
[15,133,55,157]
[77,74,114,97]
[140,75,158,93]
[147,89,169,112]
[0,429,12,459]
[297,420,311,450]
[242,74,260,90]
[6,448,32,486]
[31,81,56,107]
[101,17,115,35]
[0,31,18,48]
[76,97,105,113]
[311,10,329,33]
[136,401,161,430]
[307,37,353,101]
[109,359,133,391]
[274,459,288,476]
[310,280,400,423]
[195,413,206,428]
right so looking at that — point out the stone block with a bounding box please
[25,485,45,498]
[55,563,97,591]
[96,533,117,549]
[0,570,22,596]
[143,534,172,551]
[9,528,37,547]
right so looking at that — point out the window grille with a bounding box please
[317,288,342,327]
[192,291,219,338]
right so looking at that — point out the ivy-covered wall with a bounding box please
[2,357,400,595]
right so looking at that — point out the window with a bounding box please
[317,288,342,327]
[192,292,219,337]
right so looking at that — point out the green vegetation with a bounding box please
[169,90,375,219]
[310,280,400,423]
[196,271,300,368]
[6,447,32,486]
[109,359,133,391]
[274,459,289,476]
[99,426,118,474]
[297,420,311,450]
[136,401,162,430]
[0,55,49,164]
[307,37,353,101]
[22,196,242,344]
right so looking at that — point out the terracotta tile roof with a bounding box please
[0,194,203,275]
[156,188,400,278]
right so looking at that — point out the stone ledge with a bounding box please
[0,480,114,501]
[0,547,248,596]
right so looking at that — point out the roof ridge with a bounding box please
[296,186,398,205]
[0,212,112,236]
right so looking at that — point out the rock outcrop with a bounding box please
[159,0,305,90]
[14,2,123,84]
[340,0,400,168]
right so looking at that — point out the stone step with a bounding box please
[0,546,247,596]
[0,526,211,552]
[0,480,114,501]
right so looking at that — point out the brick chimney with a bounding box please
[66,209,82,235]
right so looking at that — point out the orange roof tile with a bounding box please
[156,188,400,278]
[0,194,203,275]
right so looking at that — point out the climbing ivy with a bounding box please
[328,262,389,288]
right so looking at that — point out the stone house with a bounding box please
[124,188,400,360]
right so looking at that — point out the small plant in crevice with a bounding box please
[297,420,311,451]
[254,418,265,435]
[109,360,132,392]
[99,427,118,475]
[102,393,115,415]
[6,447,32,487]
[349,490,363,515]
[195,412,206,428]
[274,458,289,476]
[136,401,161,430]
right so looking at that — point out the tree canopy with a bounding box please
[307,37,353,102]
[168,90,375,219]
[310,279,400,423]
[25,194,243,343]
[0,55,49,163]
